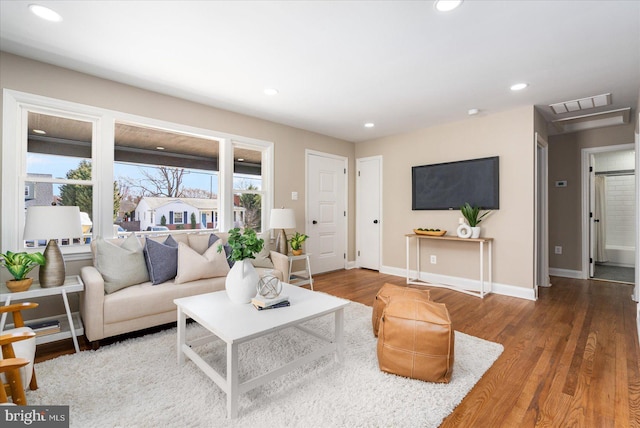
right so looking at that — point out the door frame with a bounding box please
[356,155,383,270]
[305,149,349,271]
[534,133,549,296]
[580,142,635,279]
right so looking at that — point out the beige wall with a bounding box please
[548,123,636,271]
[0,52,357,282]
[355,106,536,289]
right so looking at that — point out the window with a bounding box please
[2,90,274,255]
[114,122,221,233]
[233,144,265,232]
[24,111,95,249]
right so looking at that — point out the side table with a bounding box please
[0,275,85,352]
[287,253,314,290]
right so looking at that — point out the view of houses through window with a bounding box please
[22,109,266,249]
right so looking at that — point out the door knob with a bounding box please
[373,220,379,224]
[312,220,318,224]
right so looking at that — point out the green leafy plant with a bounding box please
[460,203,491,227]
[0,251,45,281]
[289,232,309,251]
[219,227,264,262]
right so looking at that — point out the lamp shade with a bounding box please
[269,208,296,230]
[23,206,84,241]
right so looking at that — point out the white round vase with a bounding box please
[225,260,259,304]
[456,224,472,239]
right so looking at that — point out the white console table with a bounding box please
[0,275,84,352]
[405,234,493,298]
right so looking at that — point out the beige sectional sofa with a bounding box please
[79,232,289,344]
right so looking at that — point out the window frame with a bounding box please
[2,89,274,258]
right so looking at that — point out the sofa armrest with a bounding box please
[269,251,290,283]
[79,266,106,342]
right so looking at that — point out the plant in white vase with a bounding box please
[218,227,264,304]
[460,203,491,238]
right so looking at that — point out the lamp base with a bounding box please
[39,240,66,287]
[275,229,289,255]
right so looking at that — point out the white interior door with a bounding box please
[535,134,550,293]
[356,156,382,270]
[306,151,347,273]
[589,154,596,277]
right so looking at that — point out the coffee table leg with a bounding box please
[177,307,185,365]
[334,308,345,363]
[227,341,239,418]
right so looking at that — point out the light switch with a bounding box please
[291,191,298,201]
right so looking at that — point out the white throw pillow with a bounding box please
[175,241,230,284]
[94,234,149,294]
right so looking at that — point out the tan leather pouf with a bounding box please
[372,283,430,337]
[377,296,454,383]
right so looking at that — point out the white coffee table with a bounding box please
[174,283,349,419]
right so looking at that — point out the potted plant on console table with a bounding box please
[218,227,264,304]
[1,251,45,292]
[460,203,491,239]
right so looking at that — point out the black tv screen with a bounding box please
[412,156,499,210]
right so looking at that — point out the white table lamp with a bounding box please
[269,208,296,255]
[23,206,84,287]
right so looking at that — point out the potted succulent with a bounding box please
[460,203,491,238]
[289,232,309,256]
[1,250,46,292]
[218,227,264,304]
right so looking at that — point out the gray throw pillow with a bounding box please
[94,235,149,294]
[144,235,179,285]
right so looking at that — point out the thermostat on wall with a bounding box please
[555,180,567,187]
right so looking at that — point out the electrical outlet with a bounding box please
[554,246,562,255]
[430,255,437,264]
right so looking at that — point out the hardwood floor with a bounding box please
[35,269,639,427]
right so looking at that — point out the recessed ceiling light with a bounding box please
[364,122,375,128]
[510,83,529,91]
[264,88,279,96]
[156,146,165,150]
[32,129,46,135]
[468,108,479,116]
[29,4,63,22]
[434,0,463,12]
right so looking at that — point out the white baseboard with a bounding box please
[549,268,584,279]
[380,265,536,301]
[345,261,357,270]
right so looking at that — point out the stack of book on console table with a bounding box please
[25,319,61,337]
[251,295,290,311]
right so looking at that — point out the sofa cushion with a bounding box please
[187,233,218,255]
[251,245,275,269]
[94,234,149,294]
[144,235,179,285]
[175,241,230,284]
[103,276,227,324]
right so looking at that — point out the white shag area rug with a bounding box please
[28,301,503,427]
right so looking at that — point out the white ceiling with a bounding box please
[1,1,638,143]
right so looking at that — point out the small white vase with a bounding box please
[471,227,481,239]
[456,224,472,238]
[225,260,259,304]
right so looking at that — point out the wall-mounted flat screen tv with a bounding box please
[412,156,499,210]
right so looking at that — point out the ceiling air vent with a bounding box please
[549,93,611,115]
